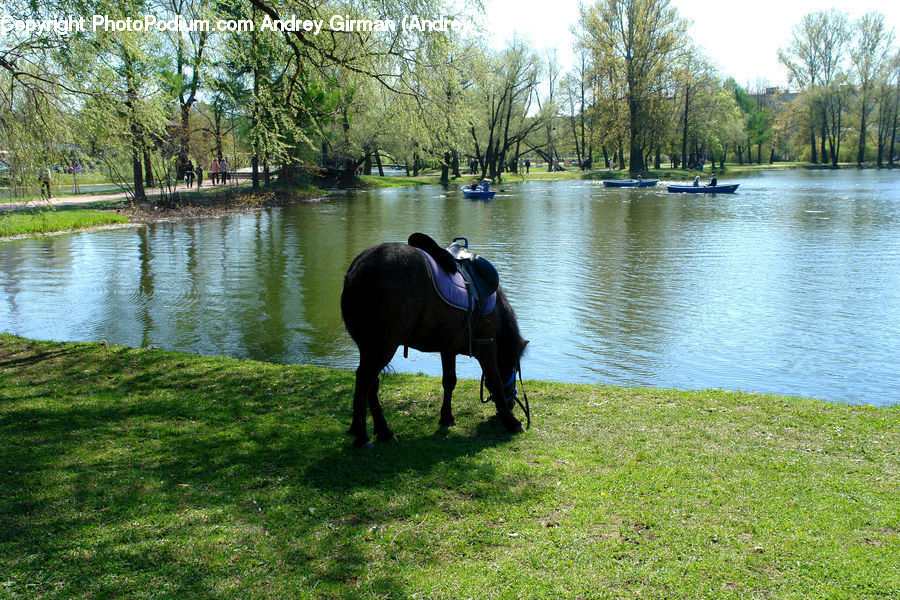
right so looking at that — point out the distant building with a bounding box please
[750,87,799,108]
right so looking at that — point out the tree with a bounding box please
[850,13,895,165]
[158,0,211,180]
[875,50,900,167]
[582,0,685,173]
[671,48,719,168]
[779,12,827,163]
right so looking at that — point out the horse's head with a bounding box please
[495,288,529,404]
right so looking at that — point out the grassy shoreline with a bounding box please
[0,207,130,239]
[1,334,897,599]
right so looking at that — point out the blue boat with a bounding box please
[667,183,739,194]
[461,186,496,199]
[602,179,659,187]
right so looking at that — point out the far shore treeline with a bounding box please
[1,0,898,200]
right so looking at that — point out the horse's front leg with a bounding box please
[474,343,523,434]
[439,352,457,427]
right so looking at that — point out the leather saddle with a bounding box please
[408,233,499,314]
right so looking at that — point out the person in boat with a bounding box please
[481,178,492,191]
[470,180,479,190]
[637,174,643,181]
[693,176,700,187]
[707,173,718,187]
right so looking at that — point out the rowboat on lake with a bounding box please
[667,183,739,194]
[461,186,496,199]
[602,179,659,187]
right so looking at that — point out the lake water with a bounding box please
[2,169,899,405]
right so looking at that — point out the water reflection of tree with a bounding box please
[137,226,154,348]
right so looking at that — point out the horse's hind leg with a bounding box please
[349,350,391,448]
[439,352,457,427]
[349,345,397,447]
[368,375,398,443]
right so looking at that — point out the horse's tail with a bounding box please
[341,252,371,346]
[407,232,456,273]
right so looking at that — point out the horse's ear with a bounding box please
[519,339,529,355]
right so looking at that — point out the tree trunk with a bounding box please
[890,76,899,167]
[374,149,384,177]
[179,103,191,181]
[131,142,144,203]
[440,151,450,183]
[681,86,689,165]
[579,60,586,167]
[124,54,145,203]
[809,110,818,164]
[857,95,867,166]
[251,154,259,190]
[571,115,582,169]
[629,104,644,173]
[215,112,224,162]
[143,149,153,188]
[251,25,260,191]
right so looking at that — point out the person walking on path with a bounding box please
[219,158,229,185]
[184,160,195,188]
[210,158,219,185]
[196,165,203,188]
[39,167,52,199]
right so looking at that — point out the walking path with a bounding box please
[1,178,249,212]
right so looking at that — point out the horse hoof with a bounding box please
[503,418,525,434]
[353,438,375,450]
[376,432,399,443]
[438,416,456,427]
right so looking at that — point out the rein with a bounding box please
[480,360,530,429]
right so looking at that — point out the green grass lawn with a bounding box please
[0,208,129,238]
[1,334,897,599]
[356,174,443,188]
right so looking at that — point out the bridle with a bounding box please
[480,360,530,429]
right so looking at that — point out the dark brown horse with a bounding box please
[341,235,528,448]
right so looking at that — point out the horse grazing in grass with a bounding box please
[341,233,528,448]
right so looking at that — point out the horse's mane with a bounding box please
[496,287,526,359]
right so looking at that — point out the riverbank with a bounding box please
[1,334,897,599]
[358,163,812,188]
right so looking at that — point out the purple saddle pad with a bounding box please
[414,248,496,313]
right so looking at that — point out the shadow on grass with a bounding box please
[0,337,520,598]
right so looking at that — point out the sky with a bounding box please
[481,0,900,88]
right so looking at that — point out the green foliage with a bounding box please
[1,334,898,598]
